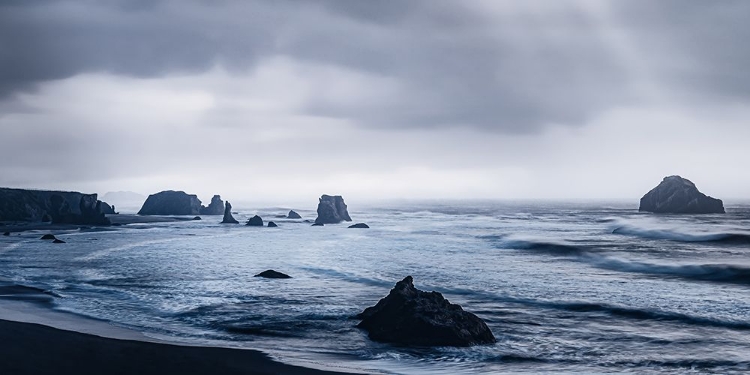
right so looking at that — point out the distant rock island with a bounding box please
[138,191,225,216]
[0,188,111,225]
[639,176,725,214]
[199,195,224,215]
[314,195,352,224]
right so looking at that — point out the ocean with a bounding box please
[1,201,749,374]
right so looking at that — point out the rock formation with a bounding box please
[287,210,302,219]
[137,191,202,215]
[639,176,725,214]
[267,221,278,227]
[192,216,202,220]
[254,270,291,279]
[0,188,110,225]
[199,195,225,215]
[221,201,239,224]
[314,195,352,224]
[348,223,369,228]
[246,215,263,226]
[99,202,116,215]
[356,276,496,347]
[41,234,56,240]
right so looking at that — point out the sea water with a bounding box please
[1,201,749,374]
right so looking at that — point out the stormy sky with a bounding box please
[1,0,748,205]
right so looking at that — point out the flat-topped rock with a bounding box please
[254,270,291,279]
[314,195,352,224]
[357,276,496,347]
[221,201,239,224]
[639,176,725,214]
[138,191,202,216]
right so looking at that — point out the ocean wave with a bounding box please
[592,258,750,285]
[494,236,589,256]
[609,219,750,244]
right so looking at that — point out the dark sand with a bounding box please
[0,319,359,375]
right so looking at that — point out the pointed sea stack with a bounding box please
[357,276,496,347]
[639,176,725,214]
[221,201,239,224]
[314,195,352,224]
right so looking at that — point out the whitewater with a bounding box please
[1,201,749,374]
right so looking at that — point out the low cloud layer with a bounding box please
[0,1,748,203]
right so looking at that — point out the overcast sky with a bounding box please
[1,0,748,206]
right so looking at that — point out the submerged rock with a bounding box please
[192,216,202,220]
[138,191,202,216]
[348,223,369,228]
[52,239,65,244]
[314,195,352,224]
[200,195,225,215]
[267,221,278,227]
[254,270,291,279]
[40,234,56,240]
[221,201,239,224]
[357,276,496,347]
[287,210,302,219]
[312,223,324,226]
[246,215,263,227]
[639,176,725,214]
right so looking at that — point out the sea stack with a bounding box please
[221,201,239,224]
[314,195,352,224]
[200,195,225,215]
[246,215,263,226]
[137,191,202,215]
[639,176,725,214]
[356,276,496,347]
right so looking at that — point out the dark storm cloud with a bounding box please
[0,1,748,132]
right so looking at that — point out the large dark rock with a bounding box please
[0,188,110,225]
[254,270,291,279]
[221,201,239,224]
[314,195,352,224]
[200,195,225,215]
[246,215,263,226]
[639,176,725,214]
[138,191,202,215]
[287,210,302,219]
[356,276,496,347]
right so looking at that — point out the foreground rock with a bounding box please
[348,223,369,228]
[254,270,291,279]
[0,188,111,225]
[221,201,239,224]
[639,176,725,214]
[287,210,302,219]
[138,191,202,215]
[246,215,263,226]
[356,276,496,347]
[314,195,352,225]
[199,195,225,215]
